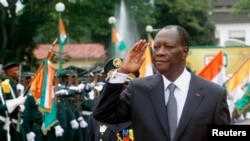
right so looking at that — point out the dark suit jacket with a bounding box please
[93,70,230,141]
[86,115,132,141]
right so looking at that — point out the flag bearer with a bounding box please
[0,62,27,141]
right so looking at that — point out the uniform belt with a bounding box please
[0,116,18,124]
[33,122,42,127]
[82,111,92,116]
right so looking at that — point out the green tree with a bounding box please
[0,0,55,70]
[35,0,156,57]
[154,0,216,46]
[0,0,217,71]
[233,0,250,14]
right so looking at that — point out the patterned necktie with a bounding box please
[167,83,177,141]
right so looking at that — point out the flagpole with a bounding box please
[55,2,65,71]
[58,12,63,71]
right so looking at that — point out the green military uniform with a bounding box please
[0,62,23,141]
[20,94,44,141]
[54,70,80,141]
[68,93,84,141]
[0,96,8,141]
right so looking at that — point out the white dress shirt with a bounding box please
[162,68,191,126]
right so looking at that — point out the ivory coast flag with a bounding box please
[30,59,55,111]
[112,28,119,43]
[139,37,154,77]
[198,50,226,86]
[39,60,55,111]
[30,59,58,134]
[30,64,44,102]
[59,18,67,48]
[112,28,127,51]
[226,59,250,105]
[234,82,250,114]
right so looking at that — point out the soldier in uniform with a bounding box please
[67,70,88,141]
[86,58,139,141]
[20,73,48,141]
[54,70,87,141]
[0,62,27,141]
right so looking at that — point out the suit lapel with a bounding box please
[148,73,170,137]
[174,73,205,139]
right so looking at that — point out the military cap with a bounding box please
[3,62,19,72]
[104,57,139,81]
[56,69,76,78]
[84,72,94,77]
[22,72,35,80]
[92,67,103,76]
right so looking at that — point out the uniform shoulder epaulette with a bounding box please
[1,79,10,93]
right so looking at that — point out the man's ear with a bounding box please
[183,46,189,58]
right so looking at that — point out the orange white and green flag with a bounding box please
[139,36,154,77]
[59,18,67,48]
[234,82,250,114]
[198,50,226,86]
[112,28,119,43]
[30,59,58,134]
[39,60,55,111]
[30,59,55,111]
[226,59,250,104]
[112,28,127,52]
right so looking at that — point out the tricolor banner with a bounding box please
[39,60,55,111]
[226,59,250,114]
[59,18,67,48]
[30,59,58,134]
[112,28,127,51]
[234,82,250,114]
[139,37,154,77]
[198,50,226,86]
[30,60,55,111]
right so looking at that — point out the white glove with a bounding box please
[54,125,64,137]
[17,83,24,96]
[69,86,81,92]
[6,96,27,113]
[94,85,103,91]
[77,83,85,90]
[17,83,24,90]
[77,117,88,128]
[54,89,68,95]
[26,131,36,141]
[19,104,25,113]
[69,86,78,91]
[70,119,79,129]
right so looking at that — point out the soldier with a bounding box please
[54,70,87,141]
[21,93,44,141]
[67,70,88,141]
[0,62,27,141]
[86,58,139,141]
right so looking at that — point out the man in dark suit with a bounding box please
[86,58,138,141]
[93,25,230,141]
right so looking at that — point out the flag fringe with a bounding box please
[42,120,59,135]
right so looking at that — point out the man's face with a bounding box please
[7,67,20,80]
[152,27,188,78]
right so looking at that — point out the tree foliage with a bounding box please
[0,0,55,69]
[233,0,250,14]
[0,0,216,71]
[154,0,216,46]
